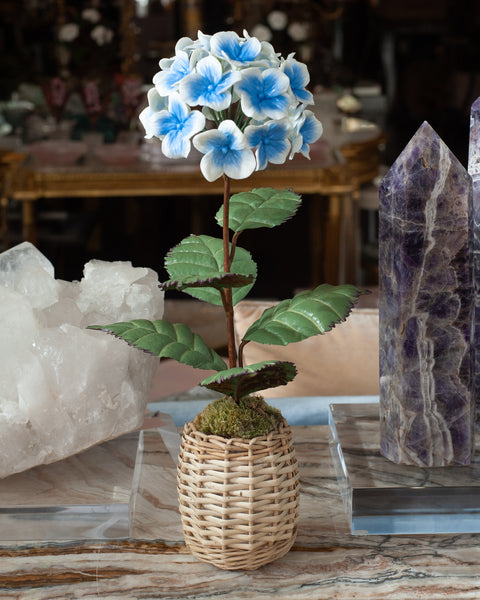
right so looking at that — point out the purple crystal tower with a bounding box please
[468,97,480,429]
[379,121,474,467]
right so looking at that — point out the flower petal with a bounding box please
[153,51,191,95]
[301,110,323,144]
[211,31,261,63]
[262,68,290,97]
[162,130,190,158]
[147,87,168,112]
[194,120,255,181]
[193,128,225,154]
[139,106,156,139]
[282,58,314,104]
[245,120,291,170]
[180,56,240,111]
[196,55,222,84]
[199,151,226,182]
[224,148,256,179]
[236,68,290,120]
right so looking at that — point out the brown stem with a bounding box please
[222,175,237,369]
[229,230,241,265]
[223,174,231,272]
[237,339,250,368]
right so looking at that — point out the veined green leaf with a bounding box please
[200,360,297,399]
[161,272,254,292]
[242,284,364,346]
[164,234,256,306]
[88,319,227,371]
[216,188,302,233]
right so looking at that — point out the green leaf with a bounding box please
[164,234,256,306]
[161,272,254,292]
[200,360,297,399]
[216,188,302,233]
[88,319,227,371]
[242,284,364,346]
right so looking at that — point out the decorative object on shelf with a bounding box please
[0,242,164,480]
[468,97,480,429]
[56,5,117,80]
[379,121,474,467]
[91,30,363,569]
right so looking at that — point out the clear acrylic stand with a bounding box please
[0,413,181,542]
[329,403,480,535]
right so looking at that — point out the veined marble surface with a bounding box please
[1,423,480,599]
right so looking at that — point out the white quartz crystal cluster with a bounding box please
[0,242,164,479]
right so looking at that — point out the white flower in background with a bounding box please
[81,8,101,23]
[287,22,310,42]
[266,10,288,31]
[58,23,79,42]
[56,44,70,68]
[91,24,113,46]
[251,24,272,43]
[140,30,322,182]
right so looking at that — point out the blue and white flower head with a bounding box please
[141,30,322,181]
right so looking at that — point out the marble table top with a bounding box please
[1,422,480,599]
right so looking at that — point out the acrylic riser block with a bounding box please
[329,403,480,535]
[0,413,181,543]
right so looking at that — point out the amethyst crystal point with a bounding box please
[379,121,474,467]
[468,97,480,430]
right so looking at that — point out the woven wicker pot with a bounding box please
[177,418,300,570]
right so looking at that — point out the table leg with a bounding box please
[21,200,37,245]
[323,194,341,284]
[1,196,9,250]
[339,189,358,285]
[309,195,324,287]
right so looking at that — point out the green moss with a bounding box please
[193,395,283,439]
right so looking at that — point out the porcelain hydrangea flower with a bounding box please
[245,120,291,171]
[236,68,291,121]
[210,31,262,64]
[154,51,192,96]
[140,30,322,181]
[180,56,240,111]
[141,94,205,158]
[282,56,313,105]
[194,120,256,181]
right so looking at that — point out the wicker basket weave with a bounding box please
[177,418,300,570]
